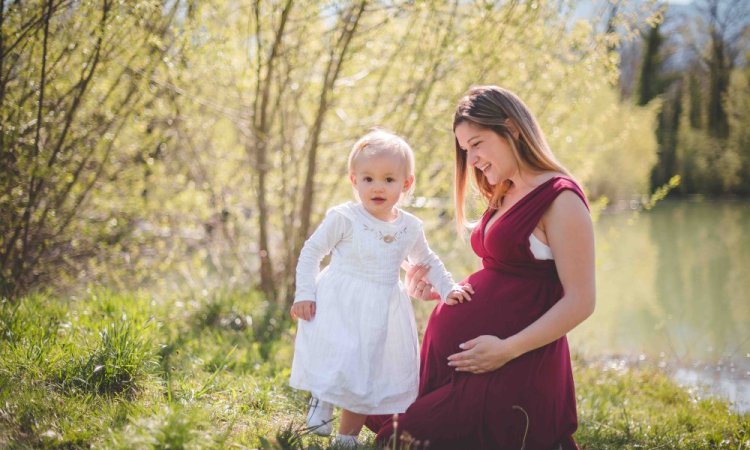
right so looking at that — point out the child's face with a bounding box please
[349,153,414,221]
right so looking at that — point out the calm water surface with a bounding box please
[424,199,750,412]
[571,199,750,412]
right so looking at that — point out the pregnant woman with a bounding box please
[367,86,595,450]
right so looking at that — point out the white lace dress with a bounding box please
[289,201,459,414]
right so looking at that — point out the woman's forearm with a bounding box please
[446,291,594,373]
[505,292,594,359]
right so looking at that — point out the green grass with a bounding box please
[576,363,750,449]
[0,290,748,449]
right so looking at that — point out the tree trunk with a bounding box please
[250,0,294,302]
[288,0,368,306]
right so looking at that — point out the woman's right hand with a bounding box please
[405,264,441,301]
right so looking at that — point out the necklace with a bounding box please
[363,223,408,244]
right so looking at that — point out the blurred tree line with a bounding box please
[2,0,669,303]
[625,0,750,195]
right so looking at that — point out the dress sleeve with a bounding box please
[406,224,460,302]
[294,210,350,303]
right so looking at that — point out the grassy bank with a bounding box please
[1,290,748,449]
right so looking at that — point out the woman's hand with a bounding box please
[404,264,441,301]
[446,335,520,374]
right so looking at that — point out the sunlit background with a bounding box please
[2,0,749,437]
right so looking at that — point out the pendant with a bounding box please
[362,223,406,244]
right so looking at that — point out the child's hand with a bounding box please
[444,284,474,306]
[290,301,316,321]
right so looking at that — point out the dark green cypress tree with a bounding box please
[638,23,664,106]
[651,82,683,191]
[688,73,702,129]
[707,31,731,138]
[638,22,683,191]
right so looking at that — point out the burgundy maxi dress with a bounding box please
[367,176,586,450]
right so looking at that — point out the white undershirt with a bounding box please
[529,234,553,260]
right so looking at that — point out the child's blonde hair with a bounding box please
[348,129,416,202]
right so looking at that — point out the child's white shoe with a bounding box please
[332,434,359,448]
[306,397,333,436]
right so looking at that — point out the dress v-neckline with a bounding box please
[481,176,561,242]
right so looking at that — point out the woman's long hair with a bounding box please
[453,85,571,228]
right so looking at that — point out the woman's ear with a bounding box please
[403,174,415,193]
[506,119,520,140]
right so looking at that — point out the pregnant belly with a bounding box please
[423,269,560,363]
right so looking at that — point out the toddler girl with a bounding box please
[289,129,472,447]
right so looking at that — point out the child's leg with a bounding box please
[338,409,367,436]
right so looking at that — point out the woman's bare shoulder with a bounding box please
[545,190,591,231]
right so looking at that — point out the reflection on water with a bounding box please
[576,199,750,362]
[673,366,750,413]
[574,199,750,412]
[422,198,750,412]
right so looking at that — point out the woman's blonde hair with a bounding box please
[453,86,570,228]
[348,128,416,201]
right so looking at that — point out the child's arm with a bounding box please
[406,225,471,304]
[292,210,349,320]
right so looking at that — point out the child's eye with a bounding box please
[364,176,373,182]
[386,177,395,183]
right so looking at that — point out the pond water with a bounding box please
[423,198,750,413]
[571,199,750,413]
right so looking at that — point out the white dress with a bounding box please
[289,201,459,414]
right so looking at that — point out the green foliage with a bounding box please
[3,0,662,300]
[642,175,680,210]
[676,80,746,196]
[0,0,182,299]
[577,88,660,202]
[637,23,667,106]
[725,68,750,195]
[637,1,750,196]
[650,66,749,196]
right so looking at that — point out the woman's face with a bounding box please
[454,121,517,186]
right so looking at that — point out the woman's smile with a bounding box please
[476,162,491,172]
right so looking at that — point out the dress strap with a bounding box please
[509,177,589,237]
